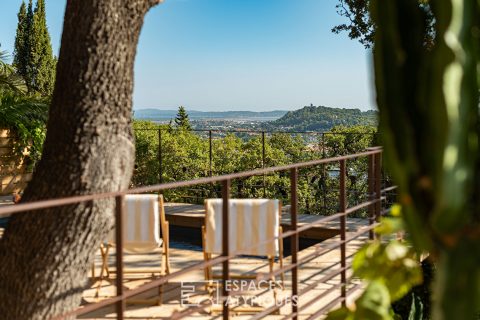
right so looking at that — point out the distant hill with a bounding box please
[264,105,377,131]
[133,108,287,121]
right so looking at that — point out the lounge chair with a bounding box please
[96,194,170,305]
[202,198,284,313]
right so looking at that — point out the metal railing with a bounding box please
[133,127,379,184]
[133,127,381,218]
[0,147,392,320]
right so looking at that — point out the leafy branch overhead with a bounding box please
[333,0,435,49]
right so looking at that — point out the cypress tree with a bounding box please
[30,0,55,96]
[174,106,192,130]
[13,0,55,96]
[24,0,35,93]
[13,1,28,79]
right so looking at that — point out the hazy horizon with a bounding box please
[133,105,376,112]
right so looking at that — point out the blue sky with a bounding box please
[0,0,374,111]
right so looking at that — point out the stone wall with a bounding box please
[0,129,32,195]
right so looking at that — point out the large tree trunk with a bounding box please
[0,0,161,318]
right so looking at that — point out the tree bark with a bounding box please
[0,0,162,318]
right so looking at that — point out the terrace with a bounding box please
[0,147,394,320]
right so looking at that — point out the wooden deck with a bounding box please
[164,203,368,241]
[81,229,368,319]
[80,205,370,319]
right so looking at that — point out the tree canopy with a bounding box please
[266,104,377,131]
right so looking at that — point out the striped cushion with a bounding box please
[108,194,162,253]
[205,199,279,256]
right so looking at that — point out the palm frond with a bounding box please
[0,92,49,129]
[0,50,27,94]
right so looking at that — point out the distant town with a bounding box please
[134,104,377,132]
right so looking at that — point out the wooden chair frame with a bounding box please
[201,199,285,314]
[94,194,170,305]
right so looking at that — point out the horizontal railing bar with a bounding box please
[305,296,346,320]
[298,264,351,296]
[258,223,378,281]
[381,185,398,193]
[300,251,355,285]
[344,223,379,244]
[347,282,364,295]
[345,198,382,214]
[258,237,345,281]
[247,305,283,320]
[279,283,345,320]
[170,299,213,320]
[288,274,363,320]
[381,208,391,216]
[52,294,125,319]
[298,282,345,316]
[280,212,345,238]
[299,279,363,320]
[0,149,382,216]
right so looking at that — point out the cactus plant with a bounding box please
[372,0,480,318]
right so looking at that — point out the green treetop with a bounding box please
[13,0,55,96]
[30,0,55,95]
[13,1,28,80]
[174,106,192,130]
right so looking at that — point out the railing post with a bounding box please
[367,152,375,240]
[374,152,382,225]
[115,195,125,320]
[321,133,327,214]
[290,168,299,320]
[209,130,213,177]
[322,133,326,158]
[262,131,266,197]
[222,179,231,320]
[339,160,347,307]
[158,128,163,184]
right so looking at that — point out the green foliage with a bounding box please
[132,121,377,215]
[132,120,209,201]
[0,51,27,94]
[392,259,435,320]
[0,51,48,167]
[14,0,55,96]
[327,281,393,320]
[266,105,377,132]
[174,106,192,130]
[332,0,376,49]
[353,241,422,301]
[327,207,423,320]
[372,0,480,318]
[332,0,435,49]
